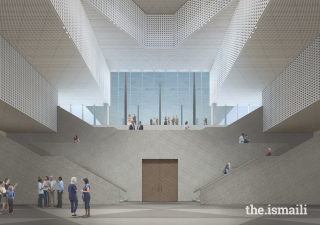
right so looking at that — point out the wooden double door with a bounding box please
[142,159,178,202]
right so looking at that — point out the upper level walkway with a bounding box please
[94,125,226,130]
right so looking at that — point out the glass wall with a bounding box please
[109,72,197,125]
[195,72,210,125]
[110,72,125,125]
[60,71,261,126]
[161,72,193,125]
[217,105,261,125]
[127,72,159,126]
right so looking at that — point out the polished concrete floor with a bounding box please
[0,202,319,225]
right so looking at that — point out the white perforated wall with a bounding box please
[50,0,111,105]
[209,0,269,105]
[262,36,320,132]
[85,0,234,48]
[174,0,233,45]
[0,35,58,132]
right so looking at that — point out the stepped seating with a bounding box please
[0,135,120,205]
[200,134,320,205]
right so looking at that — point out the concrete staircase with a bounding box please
[199,134,320,205]
[6,107,313,201]
[0,135,120,205]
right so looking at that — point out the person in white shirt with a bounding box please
[239,133,245,143]
[184,121,190,130]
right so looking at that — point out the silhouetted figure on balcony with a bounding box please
[156,117,158,125]
[172,116,175,125]
[150,118,152,125]
[184,121,190,130]
[153,118,156,125]
[129,121,135,130]
[133,114,136,125]
[127,114,131,125]
[168,117,170,125]
[175,115,179,125]
[204,116,207,125]
[266,148,272,156]
[164,117,167,125]
[137,121,143,130]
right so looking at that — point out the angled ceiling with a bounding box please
[85,0,235,48]
[0,0,319,108]
[132,0,188,14]
[215,0,320,106]
[0,0,106,105]
[82,0,238,71]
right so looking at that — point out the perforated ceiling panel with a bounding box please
[0,35,58,132]
[85,0,234,48]
[262,36,320,132]
[209,0,270,105]
[50,0,111,105]
[147,14,174,48]
[174,0,233,45]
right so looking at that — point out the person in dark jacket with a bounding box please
[129,121,135,130]
[137,121,143,130]
[68,177,78,218]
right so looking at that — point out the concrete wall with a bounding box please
[200,134,320,204]
[0,130,6,137]
[7,107,312,201]
[0,135,120,205]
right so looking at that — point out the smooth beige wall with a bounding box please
[0,130,6,137]
[313,130,320,137]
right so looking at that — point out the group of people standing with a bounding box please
[150,117,159,125]
[0,178,17,214]
[37,176,91,218]
[37,176,63,208]
[164,115,179,125]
